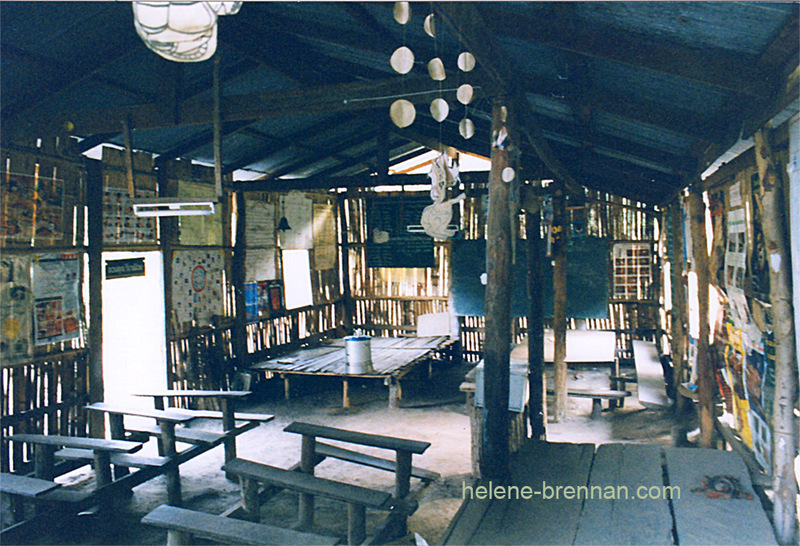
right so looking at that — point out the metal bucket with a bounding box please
[344,335,373,374]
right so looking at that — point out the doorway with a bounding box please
[102,251,167,408]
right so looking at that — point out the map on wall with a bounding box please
[1,255,33,364]
[32,253,81,345]
[1,171,64,242]
[171,249,224,326]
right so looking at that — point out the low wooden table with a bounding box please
[251,336,453,408]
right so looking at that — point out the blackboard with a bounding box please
[451,237,610,318]
[366,196,435,268]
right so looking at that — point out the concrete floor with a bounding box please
[3,361,685,545]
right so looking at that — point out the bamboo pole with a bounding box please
[552,182,568,422]
[481,99,512,481]
[753,129,798,545]
[688,189,713,448]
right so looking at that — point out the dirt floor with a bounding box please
[3,360,691,545]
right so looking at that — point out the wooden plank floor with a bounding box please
[665,447,776,545]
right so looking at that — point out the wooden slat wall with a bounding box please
[1,140,90,473]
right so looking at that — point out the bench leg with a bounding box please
[590,398,602,419]
[283,375,291,401]
[160,421,182,506]
[298,435,316,529]
[347,503,366,546]
[608,379,618,409]
[166,529,190,546]
[241,477,260,522]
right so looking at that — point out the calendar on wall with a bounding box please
[171,249,224,326]
[612,242,652,300]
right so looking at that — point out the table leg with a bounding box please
[298,434,316,529]
[93,451,113,489]
[347,503,366,545]
[221,398,237,480]
[240,477,260,522]
[158,419,182,506]
[108,413,130,481]
[388,377,402,409]
[34,445,56,481]
[342,378,350,409]
[283,375,291,400]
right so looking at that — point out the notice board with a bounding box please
[366,196,434,268]
[451,237,610,318]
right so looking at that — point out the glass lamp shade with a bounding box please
[132,1,242,62]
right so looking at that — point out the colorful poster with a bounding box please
[244,281,258,323]
[103,187,158,244]
[1,171,63,242]
[312,203,336,270]
[724,323,753,448]
[32,253,81,345]
[171,249,224,326]
[1,255,33,364]
[749,172,770,302]
[279,191,313,249]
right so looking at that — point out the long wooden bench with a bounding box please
[315,442,439,483]
[0,473,61,498]
[547,388,630,418]
[55,448,170,469]
[223,458,392,545]
[142,504,339,545]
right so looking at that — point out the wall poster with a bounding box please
[32,253,81,345]
[1,171,64,242]
[171,249,224,326]
[178,180,223,246]
[245,198,278,281]
[1,255,33,364]
[312,203,336,270]
[103,187,158,244]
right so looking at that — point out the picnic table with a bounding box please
[250,335,453,408]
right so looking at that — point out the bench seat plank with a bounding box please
[186,410,274,422]
[134,389,250,398]
[55,448,170,468]
[284,422,429,455]
[564,389,629,399]
[129,424,225,445]
[86,402,195,423]
[315,442,439,482]
[0,473,60,497]
[6,434,142,453]
[142,504,338,545]
[222,458,392,510]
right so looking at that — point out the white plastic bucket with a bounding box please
[345,335,373,373]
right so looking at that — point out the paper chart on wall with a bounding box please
[103,187,158,244]
[171,249,224,326]
[1,255,33,364]
[312,203,336,270]
[245,199,276,248]
[725,208,750,331]
[245,247,277,282]
[279,191,313,249]
[178,181,223,245]
[32,253,81,345]
[1,171,64,242]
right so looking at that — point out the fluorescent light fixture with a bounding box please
[132,197,216,217]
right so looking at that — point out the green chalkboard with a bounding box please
[451,237,610,318]
[366,196,435,268]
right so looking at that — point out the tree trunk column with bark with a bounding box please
[552,182,568,422]
[481,99,513,481]
[754,129,798,546]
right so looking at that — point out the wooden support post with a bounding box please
[298,434,316,529]
[221,398,237,480]
[232,192,248,373]
[526,197,546,439]
[85,158,105,439]
[347,503,367,546]
[212,55,223,199]
[669,201,688,413]
[108,413,130,481]
[337,192,355,334]
[688,190,713,448]
[240,477,260,522]
[159,420,182,506]
[754,129,798,545]
[481,99,512,481]
[552,182,568,422]
[121,115,136,199]
[158,163,178,395]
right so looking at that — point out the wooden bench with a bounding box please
[0,473,62,525]
[142,504,339,545]
[548,389,630,418]
[223,458,392,545]
[55,448,170,469]
[609,374,637,408]
[283,421,431,542]
[315,442,439,483]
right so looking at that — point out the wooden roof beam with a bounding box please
[433,2,583,196]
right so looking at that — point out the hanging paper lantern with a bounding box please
[132,1,242,63]
[430,98,449,122]
[390,46,415,74]
[457,84,474,105]
[424,14,435,37]
[393,2,411,24]
[459,118,475,139]
[457,52,476,72]
[390,99,416,128]
[428,58,446,81]
[502,167,516,183]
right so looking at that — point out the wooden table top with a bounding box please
[86,402,196,423]
[6,433,143,453]
[132,390,251,398]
